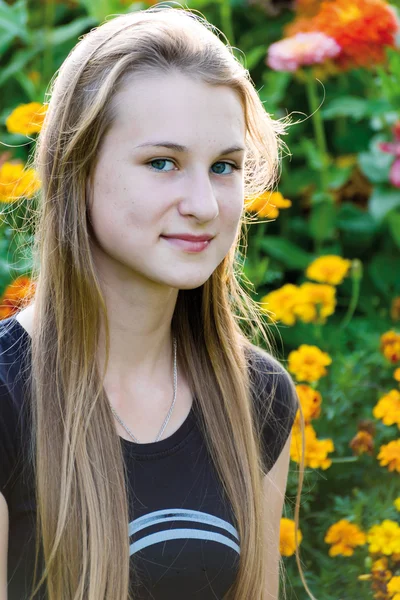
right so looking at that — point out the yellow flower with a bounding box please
[0,162,41,202]
[394,498,400,512]
[324,519,367,556]
[288,344,332,383]
[245,191,292,219]
[394,368,400,383]
[380,331,400,364]
[260,284,300,326]
[295,384,322,422]
[306,255,352,285]
[377,439,400,473]
[290,423,334,469]
[6,102,47,135]
[373,390,400,429]
[293,282,336,324]
[279,517,302,556]
[388,576,400,597]
[368,520,400,555]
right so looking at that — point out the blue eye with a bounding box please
[148,159,175,172]
[212,162,239,175]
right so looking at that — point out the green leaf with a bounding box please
[308,200,336,242]
[0,0,28,43]
[387,211,400,249]
[336,203,378,249]
[321,97,369,121]
[369,253,400,298]
[358,135,393,184]
[0,46,40,87]
[369,185,400,223]
[259,236,314,270]
[243,45,268,71]
[44,16,97,47]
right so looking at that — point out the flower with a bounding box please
[0,162,41,202]
[290,422,335,469]
[288,344,332,383]
[388,576,400,600]
[368,520,400,555]
[0,276,36,320]
[394,369,400,383]
[324,519,367,556]
[380,331,400,364]
[260,284,299,326]
[377,440,400,473]
[293,282,336,324]
[295,384,322,422]
[6,102,47,135]
[279,518,303,556]
[379,122,400,189]
[373,390,400,429]
[286,0,399,70]
[349,430,374,456]
[305,255,352,285]
[394,498,400,512]
[267,32,341,72]
[245,191,292,218]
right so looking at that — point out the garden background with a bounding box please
[1,0,400,598]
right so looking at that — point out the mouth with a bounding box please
[160,235,213,253]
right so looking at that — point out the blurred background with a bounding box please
[1,0,400,598]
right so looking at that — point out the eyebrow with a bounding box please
[134,141,245,154]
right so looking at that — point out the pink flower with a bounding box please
[266,32,341,72]
[379,122,400,188]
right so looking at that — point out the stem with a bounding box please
[305,72,329,192]
[218,0,235,46]
[340,260,363,330]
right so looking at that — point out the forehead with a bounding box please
[106,71,246,149]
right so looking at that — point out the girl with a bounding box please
[0,6,306,600]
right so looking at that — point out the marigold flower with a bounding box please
[288,344,332,383]
[388,576,400,598]
[295,384,322,422]
[373,390,400,429]
[260,284,299,326]
[286,0,399,70]
[290,422,334,469]
[0,162,41,202]
[372,556,389,572]
[245,191,292,219]
[279,518,303,556]
[349,430,374,456]
[394,369,400,383]
[6,102,47,135]
[377,440,400,473]
[324,519,367,556]
[306,255,352,285]
[293,282,336,324]
[368,520,400,556]
[267,32,341,72]
[0,276,36,320]
[380,331,400,364]
[395,498,400,512]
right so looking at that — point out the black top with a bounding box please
[0,315,298,600]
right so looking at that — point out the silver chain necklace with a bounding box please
[108,337,177,444]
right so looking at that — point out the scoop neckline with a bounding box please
[4,314,197,457]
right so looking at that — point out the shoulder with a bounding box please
[244,343,299,473]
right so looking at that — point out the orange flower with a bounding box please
[324,519,367,556]
[381,331,400,364]
[6,102,47,135]
[349,430,374,456]
[373,390,400,429]
[295,384,322,422]
[286,0,399,70]
[290,422,335,469]
[0,276,36,320]
[279,518,303,556]
[377,440,400,473]
[394,369,400,383]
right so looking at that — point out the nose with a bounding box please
[178,168,219,222]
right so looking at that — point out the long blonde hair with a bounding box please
[21,6,308,599]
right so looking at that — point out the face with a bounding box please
[86,71,246,291]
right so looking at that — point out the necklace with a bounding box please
[108,337,177,444]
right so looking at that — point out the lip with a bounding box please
[161,234,214,242]
[160,235,212,253]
